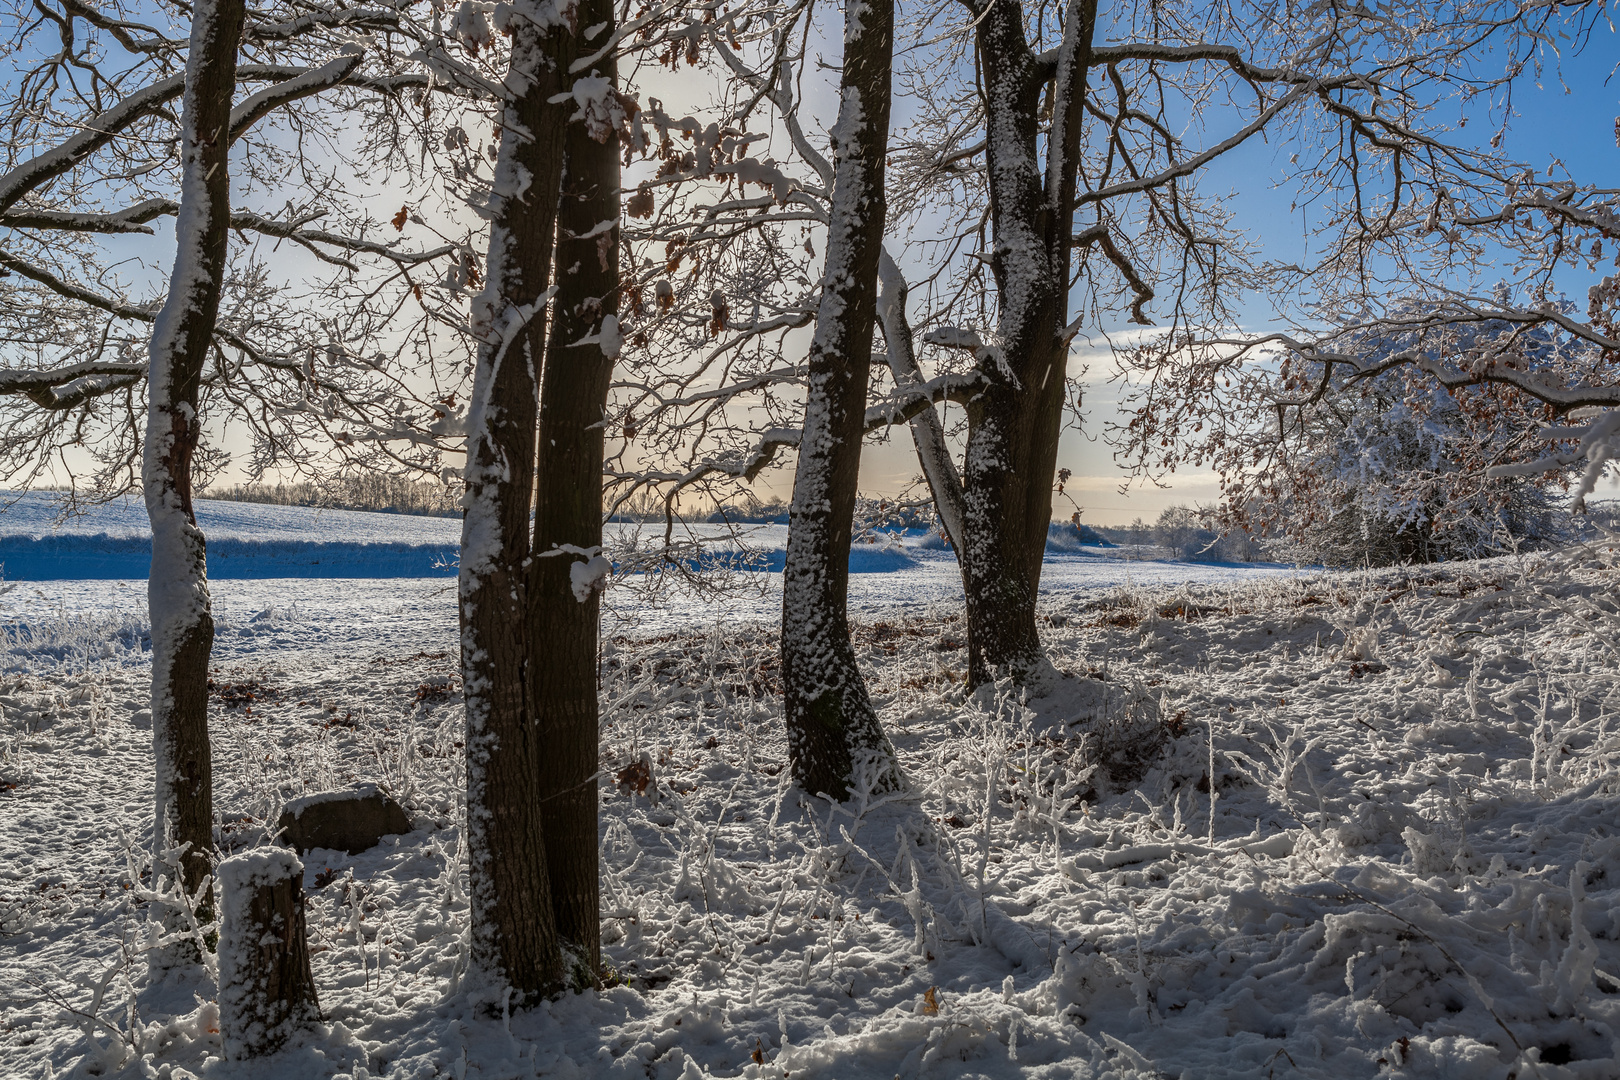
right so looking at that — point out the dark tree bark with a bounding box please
[217,850,320,1059]
[530,0,621,975]
[953,0,1098,688]
[780,0,900,799]
[142,0,247,952]
[459,14,576,1003]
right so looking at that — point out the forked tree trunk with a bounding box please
[460,13,576,1003]
[953,0,1097,688]
[530,4,620,976]
[781,0,900,799]
[217,849,319,1059]
[142,0,247,949]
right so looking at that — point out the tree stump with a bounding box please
[217,849,320,1059]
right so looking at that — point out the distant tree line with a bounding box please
[205,477,459,518]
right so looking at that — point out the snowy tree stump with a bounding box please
[217,849,320,1059]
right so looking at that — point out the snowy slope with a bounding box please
[0,491,461,579]
[3,542,1619,1079]
[0,493,1161,581]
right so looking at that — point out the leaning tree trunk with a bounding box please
[878,251,967,553]
[780,0,900,799]
[459,14,575,1003]
[955,0,1097,688]
[142,0,247,952]
[529,7,621,977]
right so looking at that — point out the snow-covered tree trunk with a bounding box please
[529,1,620,976]
[217,849,319,1059]
[142,0,247,948]
[954,0,1096,687]
[460,5,577,1002]
[780,0,900,799]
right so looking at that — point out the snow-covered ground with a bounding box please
[3,511,1619,1079]
[0,490,1285,584]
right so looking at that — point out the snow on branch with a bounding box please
[229,52,367,142]
[0,73,186,216]
[245,5,402,42]
[57,0,180,53]
[1489,409,1620,511]
[0,198,175,234]
[861,371,987,429]
[0,361,144,410]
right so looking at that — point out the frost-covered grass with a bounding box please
[2,542,1619,1078]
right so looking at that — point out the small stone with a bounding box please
[277,784,411,856]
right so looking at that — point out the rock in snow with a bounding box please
[277,783,411,855]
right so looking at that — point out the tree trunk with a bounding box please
[878,251,967,553]
[460,15,575,1003]
[142,0,246,952]
[217,849,319,1059]
[529,5,620,977]
[781,0,900,799]
[954,0,1097,688]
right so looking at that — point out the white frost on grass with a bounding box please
[5,545,1620,1077]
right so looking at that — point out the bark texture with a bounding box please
[460,12,575,1002]
[142,0,247,943]
[955,0,1098,687]
[530,0,620,975]
[781,0,899,799]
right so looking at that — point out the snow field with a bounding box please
[0,541,1618,1077]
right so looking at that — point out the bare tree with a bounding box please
[141,0,250,948]
[0,0,470,952]
[530,0,627,973]
[452,0,692,998]
[777,0,900,797]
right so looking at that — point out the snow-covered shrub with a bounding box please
[1272,371,1570,566]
